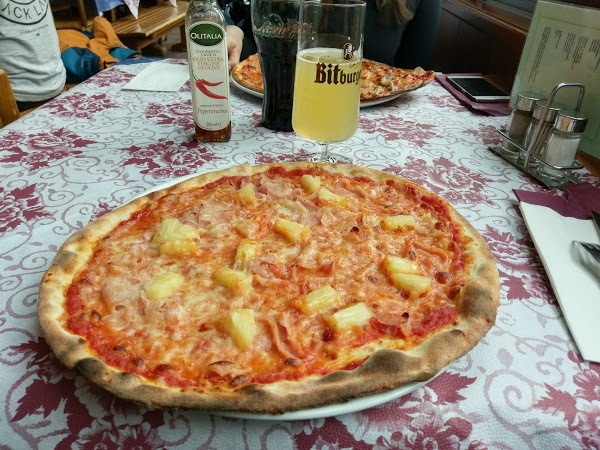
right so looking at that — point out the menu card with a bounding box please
[509,0,600,159]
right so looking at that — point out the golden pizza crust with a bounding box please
[38,162,499,414]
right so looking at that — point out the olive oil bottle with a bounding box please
[185,0,231,142]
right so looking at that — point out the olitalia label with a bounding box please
[190,23,223,46]
[188,22,230,131]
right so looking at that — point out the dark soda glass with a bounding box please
[255,32,297,132]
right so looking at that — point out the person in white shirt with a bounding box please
[0,0,67,111]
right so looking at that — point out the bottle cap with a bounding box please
[553,110,588,134]
[532,100,561,122]
[514,92,541,112]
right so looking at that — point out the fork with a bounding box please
[574,241,600,267]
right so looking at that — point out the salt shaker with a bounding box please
[501,92,540,161]
[518,100,561,166]
[536,109,588,179]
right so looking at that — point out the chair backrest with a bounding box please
[0,67,20,127]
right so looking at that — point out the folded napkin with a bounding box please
[515,182,600,220]
[515,183,600,363]
[122,62,189,92]
[435,73,512,116]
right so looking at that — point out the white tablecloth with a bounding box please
[1,59,599,449]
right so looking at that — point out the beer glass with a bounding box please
[292,0,366,163]
[251,0,301,131]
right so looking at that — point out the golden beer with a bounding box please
[292,48,361,143]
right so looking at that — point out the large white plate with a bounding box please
[230,76,403,108]
[218,379,428,421]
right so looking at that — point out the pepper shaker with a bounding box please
[501,92,540,161]
[536,109,588,179]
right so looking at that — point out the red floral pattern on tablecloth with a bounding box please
[1,62,600,449]
[385,156,497,206]
[0,184,51,232]
[534,351,600,449]
[425,92,469,113]
[85,67,134,88]
[145,101,193,128]
[360,116,438,146]
[0,128,89,170]
[122,138,221,179]
[44,92,120,119]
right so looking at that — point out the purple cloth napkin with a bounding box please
[514,183,600,219]
[435,73,512,116]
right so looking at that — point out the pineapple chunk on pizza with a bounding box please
[159,239,197,257]
[381,214,416,231]
[234,239,258,270]
[152,218,198,256]
[153,218,197,243]
[238,183,256,205]
[383,255,420,275]
[383,255,432,298]
[214,267,253,294]
[317,187,348,206]
[300,285,340,314]
[222,309,256,349]
[388,273,432,298]
[274,218,310,244]
[327,303,373,331]
[144,272,185,300]
[300,174,321,194]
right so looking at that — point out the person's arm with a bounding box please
[226,25,244,69]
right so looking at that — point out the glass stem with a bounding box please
[319,143,330,163]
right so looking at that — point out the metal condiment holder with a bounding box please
[490,82,585,189]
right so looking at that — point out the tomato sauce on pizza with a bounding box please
[39,163,499,413]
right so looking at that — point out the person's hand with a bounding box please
[226,25,244,70]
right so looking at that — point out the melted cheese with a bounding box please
[66,167,466,390]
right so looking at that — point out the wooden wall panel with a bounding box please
[432,0,528,93]
[433,0,599,92]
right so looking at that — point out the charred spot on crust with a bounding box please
[458,283,499,318]
[76,358,109,379]
[360,349,411,375]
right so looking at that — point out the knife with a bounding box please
[574,241,600,277]
[592,210,600,235]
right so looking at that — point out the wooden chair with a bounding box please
[0,67,20,127]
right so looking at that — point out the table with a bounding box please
[1,60,599,449]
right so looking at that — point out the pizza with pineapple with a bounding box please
[231,53,436,102]
[38,162,499,414]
